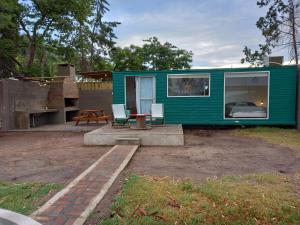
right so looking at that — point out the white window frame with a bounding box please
[223,71,270,120]
[167,74,211,97]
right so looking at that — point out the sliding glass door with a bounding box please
[136,77,155,114]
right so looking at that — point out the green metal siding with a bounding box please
[113,66,297,125]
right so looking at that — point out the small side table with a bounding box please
[130,114,151,129]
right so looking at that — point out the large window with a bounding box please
[224,72,269,119]
[168,74,210,97]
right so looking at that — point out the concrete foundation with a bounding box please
[84,124,184,146]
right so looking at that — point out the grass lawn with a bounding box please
[101,173,300,225]
[232,127,300,149]
[0,182,61,215]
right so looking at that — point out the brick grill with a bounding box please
[47,64,80,123]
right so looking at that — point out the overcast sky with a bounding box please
[104,0,289,68]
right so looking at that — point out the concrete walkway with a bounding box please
[31,145,139,225]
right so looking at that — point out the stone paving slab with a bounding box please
[31,145,138,225]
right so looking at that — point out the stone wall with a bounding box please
[0,79,50,130]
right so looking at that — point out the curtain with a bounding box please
[136,77,153,114]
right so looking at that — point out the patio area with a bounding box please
[8,121,106,132]
[84,124,184,146]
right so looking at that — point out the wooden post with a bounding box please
[297,65,300,130]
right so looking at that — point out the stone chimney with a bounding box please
[57,64,75,77]
[263,56,284,67]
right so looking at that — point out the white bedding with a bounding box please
[229,106,267,118]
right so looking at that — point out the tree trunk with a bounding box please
[290,0,299,64]
[90,42,95,71]
[26,41,36,70]
[39,49,45,77]
[293,0,300,129]
[297,65,300,130]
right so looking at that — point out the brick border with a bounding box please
[73,145,138,225]
[31,145,119,218]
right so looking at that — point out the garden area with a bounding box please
[101,173,300,225]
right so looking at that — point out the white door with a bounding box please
[136,77,155,114]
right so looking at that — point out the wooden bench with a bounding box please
[73,109,109,125]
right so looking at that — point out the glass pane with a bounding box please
[140,77,153,98]
[225,74,268,118]
[168,75,209,96]
[140,99,152,114]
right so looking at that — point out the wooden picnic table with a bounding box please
[130,113,151,129]
[73,109,109,125]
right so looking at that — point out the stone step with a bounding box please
[115,137,141,146]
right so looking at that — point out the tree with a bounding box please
[18,0,93,71]
[88,0,120,70]
[60,0,120,72]
[110,37,193,71]
[142,37,193,70]
[241,0,300,66]
[0,0,119,77]
[110,45,145,71]
[0,0,20,77]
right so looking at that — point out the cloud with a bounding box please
[105,0,286,67]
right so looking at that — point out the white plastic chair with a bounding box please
[112,104,129,127]
[151,103,165,126]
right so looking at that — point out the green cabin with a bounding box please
[112,65,298,126]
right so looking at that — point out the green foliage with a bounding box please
[18,0,95,71]
[111,37,193,71]
[101,174,300,225]
[241,0,300,65]
[142,37,193,70]
[111,45,145,71]
[0,182,61,215]
[0,1,193,77]
[59,0,120,72]
[0,0,120,77]
[0,0,20,77]
[1,1,192,77]
[241,45,272,67]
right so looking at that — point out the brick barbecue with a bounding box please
[48,64,80,124]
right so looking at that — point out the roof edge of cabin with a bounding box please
[112,65,297,75]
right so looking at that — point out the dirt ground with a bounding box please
[1,130,300,224]
[0,132,109,184]
[86,129,300,224]
[128,129,300,180]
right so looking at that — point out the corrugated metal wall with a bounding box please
[113,66,297,126]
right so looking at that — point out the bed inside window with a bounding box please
[224,72,269,119]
